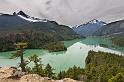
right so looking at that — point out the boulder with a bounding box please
[63,78,77,82]
[20,74,54,82]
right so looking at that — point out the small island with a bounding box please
[43,41,67,52]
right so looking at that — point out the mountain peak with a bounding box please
[17,11,29,18]
[88,19,102,24]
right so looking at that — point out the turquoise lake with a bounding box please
[0,37,124,73]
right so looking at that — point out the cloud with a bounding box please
[0,0,124,26]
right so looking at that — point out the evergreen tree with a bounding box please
[58,71,66,79]
[44,64,55,78]
[29,54,44,76]
[11,43,28,72]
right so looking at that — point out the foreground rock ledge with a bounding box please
[0,67,81,82]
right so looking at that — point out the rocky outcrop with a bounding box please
[0,67,18,82]
[0,67,81,82]
[0,67,17,79]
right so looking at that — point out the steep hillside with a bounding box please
[93,19,124,38]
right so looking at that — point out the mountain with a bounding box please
[93,19,124,38]
[0,11,81,52]
[0,11,48,29]
[72,19,106,36]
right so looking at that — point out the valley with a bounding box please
[0,11,124,82]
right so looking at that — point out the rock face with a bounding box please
[0,67,80,82]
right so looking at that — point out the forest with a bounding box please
[0,31,80,52]
[57,51,124,82]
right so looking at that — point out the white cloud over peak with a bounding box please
[0,0,124,26]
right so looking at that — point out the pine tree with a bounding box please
[29,54,44,76]
[11,43,28,72]
[44,64,55,78]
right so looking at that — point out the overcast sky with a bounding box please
[0,0,124,26]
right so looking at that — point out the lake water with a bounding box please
[0,37,124,73]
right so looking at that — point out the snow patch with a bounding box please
[18,15,48,23]
[18,15,41,22]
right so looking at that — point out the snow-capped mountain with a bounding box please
[16,11,48,22]
[0,11,50,28]
[72,19,107,36]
